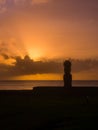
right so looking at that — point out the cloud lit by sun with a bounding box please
[0,0,97,80]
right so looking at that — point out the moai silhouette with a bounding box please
[63,60,72,88]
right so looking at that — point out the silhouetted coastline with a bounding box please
[0,86,98,129]
[0,61,98,129]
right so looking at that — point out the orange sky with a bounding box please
[0,0,98,80]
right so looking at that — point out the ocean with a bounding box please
[0,80,98,90]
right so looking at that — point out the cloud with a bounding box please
[1,53,9,59]
[14,0,49,4]
[72,59,98,73]
[0,55,98,79]
[0,55,62,78]
[14,0,28,5]
[0,0,98,23]
[0,0,6,5]
[0,39,27,59]
[32,0,49,4]
[0,0,7,13]
[0,0,49,13]
[14,0,49,5]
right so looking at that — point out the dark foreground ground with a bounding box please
[0,87,98,130]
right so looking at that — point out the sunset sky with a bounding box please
[0,0,98,80]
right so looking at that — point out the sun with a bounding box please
[28,48,43,61]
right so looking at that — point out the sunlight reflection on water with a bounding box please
[0,80,98,90]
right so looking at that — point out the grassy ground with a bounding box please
[0,91,98,129]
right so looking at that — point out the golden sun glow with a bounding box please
[11,74,63,80]
[28,48,43,61]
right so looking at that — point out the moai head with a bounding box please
[63,60,72,88]
[64,60,71,74]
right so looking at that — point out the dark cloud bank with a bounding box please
[0,55,98,79]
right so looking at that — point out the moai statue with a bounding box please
[63,60,72,88]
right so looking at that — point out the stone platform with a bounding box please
[32,87,98,97]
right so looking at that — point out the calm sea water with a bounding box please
[0,80,98,90]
